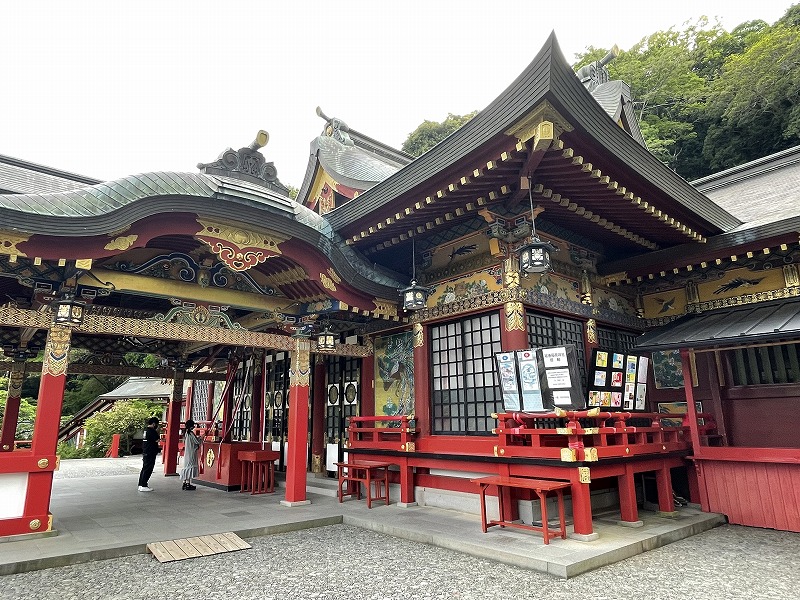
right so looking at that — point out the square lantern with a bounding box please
[519,237,558,274]
[317,327,336,352]
[52,296,86,326]
[400,280,429,311]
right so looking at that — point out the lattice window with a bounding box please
[526,310,587,392]
[190,380,210,423]
[727,342,800,386]
[265,353,290,442]
[597,327,639,354]
[431,311,502,435]
[325,356,360,444]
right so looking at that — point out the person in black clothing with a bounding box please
[137,417,160,492]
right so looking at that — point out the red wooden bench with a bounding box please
[471,475,570,544]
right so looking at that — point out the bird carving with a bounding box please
[713,276,764,295]
[653,296,676,314]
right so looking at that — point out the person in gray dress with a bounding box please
[180,419,203,491]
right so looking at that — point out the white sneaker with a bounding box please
[138,486,153,492]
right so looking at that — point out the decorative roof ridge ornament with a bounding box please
[316,106,355,147]
[197,130,290,196]
[575,45,619,92]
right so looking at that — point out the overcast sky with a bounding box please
[2,1,795,189]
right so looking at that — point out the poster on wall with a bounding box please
[374,332,414,418]
[495,352,522,411]
[516,349,544,411]
[587,348,648,411]
[537,345,585,410]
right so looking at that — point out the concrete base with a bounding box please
[569,531,601,542]
[659,511,679,519]
[280,499,312,507]
[397,501,418,508]
[617,520,644,528]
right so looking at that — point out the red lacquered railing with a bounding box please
[346,415,418,452]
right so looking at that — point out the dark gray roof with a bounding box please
[0,171,404,297]
[316,135,403,189]
[0,154,101,194]
[590,80,646,146]
[326,33,740,234]
[634,298,800,352]
[692,146,800,231]
[99,377,174,400]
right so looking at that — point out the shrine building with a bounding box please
[0,33,798,541]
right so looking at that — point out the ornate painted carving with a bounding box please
[195,219,286,272]
[153,303,243,330]
[505,101,573,143]
[586,318,597,344]
[8,364,24,397]
[0,230,30,257]
[413,323,424,348]
[42,325,72,377]
[372,299,399,318]
[104,235,138,251]
[326,268,342,284]
[290,337,311,387]
[504,257,520,288]
[113,252,277,295]
[504,302,525,331]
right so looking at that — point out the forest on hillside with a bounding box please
[403,4,800,181]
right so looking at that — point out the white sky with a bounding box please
[2,0,795,189]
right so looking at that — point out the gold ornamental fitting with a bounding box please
[578,466,591,484]
[29,519,41,530]
[1,444,9,450]
[37,458,49,469]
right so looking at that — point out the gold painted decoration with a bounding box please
[290,337,311,387]
[372,299,399,318]
[42,325,72,377]
[75,259,93,270]
[504,302,525,331]
[29,519,41,531]
[37,458,49,469]
[504,257,520,288]
[578,466,591,483]
[326,268,341,284]
[784,264,800,288]
[0,230,30,257]
[104,235,139,251]
[586,318,597,344]
[413,323,424,348]
[205,448,215,467]
[195,219,286,272]
[8,366,23,398]
[505,101,573,143]
[319,272,337,291]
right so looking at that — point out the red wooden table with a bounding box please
[335,460,391,508]
[471,475,570,544]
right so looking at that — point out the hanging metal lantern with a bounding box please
[52,295,86,326]
[519,237,558,274]
[316,326,336,352]
[400,280,430,311]
[518,178,557,275]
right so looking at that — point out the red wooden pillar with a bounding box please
[681,349,702,451]
[205,381,216,424]
[6,325,72,537]
[360,354,375,417]
[618,463,641,524]
[1,361,26,451]
[500,302,528,351]
[282,336,311,505]
[569,468,596,538]
[311,355,326,474]
[163,368,185,476]
[221,360,236,442]
[655,464,677,514]
[412,322,430,438]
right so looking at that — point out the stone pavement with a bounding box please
[0,455,738,582]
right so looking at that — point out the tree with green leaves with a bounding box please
[401,112,477,157]
[0,377,37,442]
[81,399,162,457]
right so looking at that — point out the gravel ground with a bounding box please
[11,457,795,599]
[1,522,797,599]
